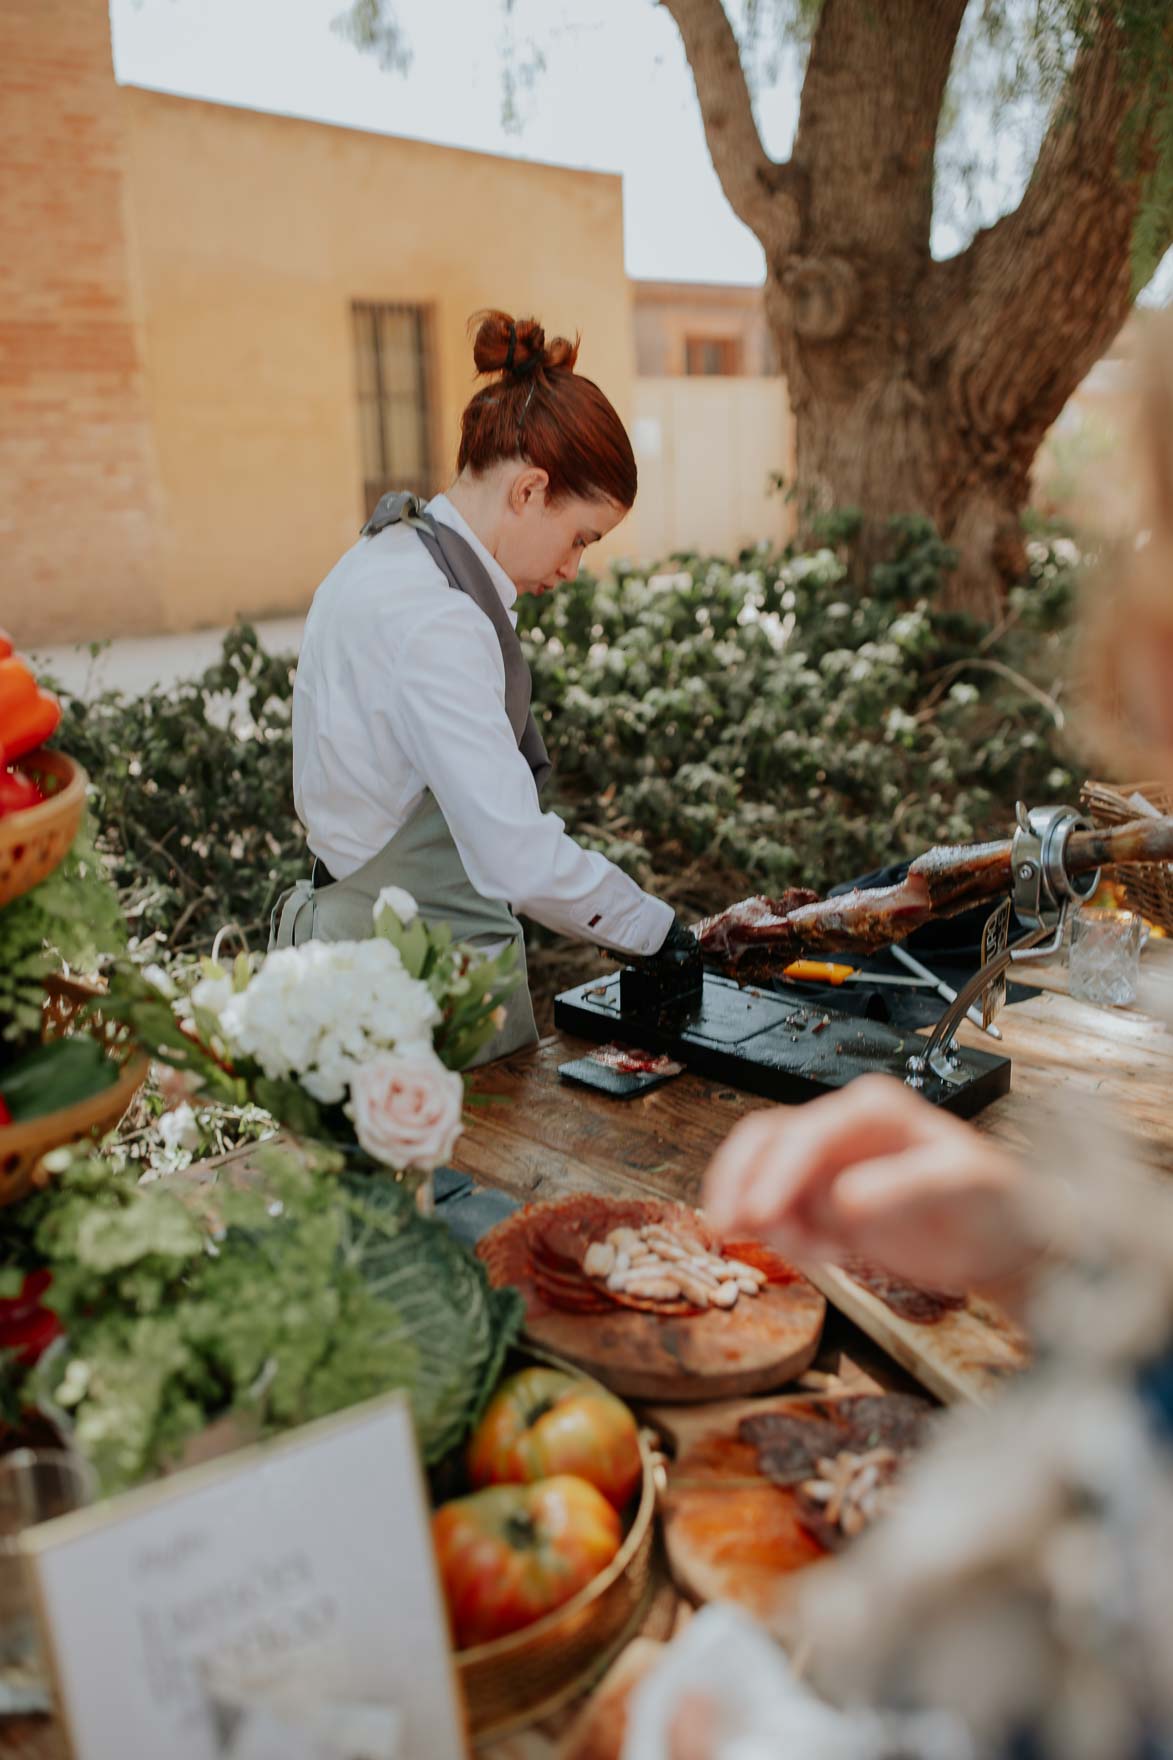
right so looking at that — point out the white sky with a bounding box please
[109,0,789,283]
[109,0,1171,297]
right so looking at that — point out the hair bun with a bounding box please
[470,309,579,378]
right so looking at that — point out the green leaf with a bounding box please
[0,1037,119,1122]
[251,1077,324,1138]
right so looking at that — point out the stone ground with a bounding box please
[29,615,305,697]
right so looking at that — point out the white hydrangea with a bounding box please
[218,939,441,1106]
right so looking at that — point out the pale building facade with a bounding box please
[2,0,637,643]
[2,0,800,647]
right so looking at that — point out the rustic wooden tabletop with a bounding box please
[6,943,1170,1758]
[452,939,1173,1202]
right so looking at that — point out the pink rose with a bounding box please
[348,1051,464,1171]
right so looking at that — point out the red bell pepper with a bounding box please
[0,1272,62,1367]
[0,630,12,660]
[0,1094,11,1128]
[0,766,45,818]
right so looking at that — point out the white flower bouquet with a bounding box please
[98,892,518,1200]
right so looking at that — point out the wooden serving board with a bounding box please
[648,1385,930,1624]
[802,1264,1030,1407]
[649,1394,830,1623]
[478,1199,826,1403]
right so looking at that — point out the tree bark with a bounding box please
[660,0,1173,617]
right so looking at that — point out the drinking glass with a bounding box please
[0,1449,96,1708]
[1069,906,1142,1007]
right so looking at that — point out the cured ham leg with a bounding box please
[695,815,1173,976]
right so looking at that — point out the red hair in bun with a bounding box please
[457,309,637,509]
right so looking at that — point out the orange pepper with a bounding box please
[0,659,60,763]
[0,657,37,720]
[0,693,61,765]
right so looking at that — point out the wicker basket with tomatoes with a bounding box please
[434,1363,657,1741]
[0,632,86,911]
[0,978,148,1208]
[0,632,144,1204]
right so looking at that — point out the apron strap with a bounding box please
[361,492,552,793]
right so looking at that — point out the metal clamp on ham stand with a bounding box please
[906,802,1099,1090]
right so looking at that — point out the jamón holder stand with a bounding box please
[906,802,1099,1089]
[555,801,1100,1119]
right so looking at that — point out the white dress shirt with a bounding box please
[292,493,674,958]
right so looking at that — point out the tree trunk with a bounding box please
[661,0,1173,617]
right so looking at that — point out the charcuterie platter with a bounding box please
[477,1195,826,1402]
[650,1388,939,1620]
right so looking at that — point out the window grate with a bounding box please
[684,335,742,377]
[352,301,435,517]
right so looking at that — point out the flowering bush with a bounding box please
[516,519,1080,908]
[57,519,1082,1036]
[97,892,517,1181]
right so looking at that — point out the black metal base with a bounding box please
[554,968,1011,1118]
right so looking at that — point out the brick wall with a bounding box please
[0,0,163,644]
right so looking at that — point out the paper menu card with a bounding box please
[22,1394,467,1760]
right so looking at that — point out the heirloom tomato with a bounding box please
[468,1367,642,1510]
[431,1474,621,1649]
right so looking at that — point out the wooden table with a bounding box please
[466,945,1173,1753]
[7,948,1170,1760]
[453,940,1173,1202]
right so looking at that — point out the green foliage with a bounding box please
[0,822,126,1049]
[514,521,1078,911]
[6,1144,522,1493]
[57,526,1078,1000]
[53,626,303,957]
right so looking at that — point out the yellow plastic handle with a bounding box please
[782,959,854,985]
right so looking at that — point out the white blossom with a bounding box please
[190,972,234,1018]
[373,885,419,926]
[217,939,440,1106]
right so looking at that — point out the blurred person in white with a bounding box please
[618,321,1173,1760]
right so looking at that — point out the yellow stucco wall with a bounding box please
[118,89,636,631]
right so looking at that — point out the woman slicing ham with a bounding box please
[273,310,695,1063]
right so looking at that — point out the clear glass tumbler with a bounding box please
[0,1449,96,1709]
[1069,906,1142,1007]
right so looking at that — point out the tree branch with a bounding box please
[928,13,1170,480]
[657,0,798,251]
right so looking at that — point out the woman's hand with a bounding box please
[703,1074,1033,1304]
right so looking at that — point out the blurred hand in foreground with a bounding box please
[703,1074,1033,1305]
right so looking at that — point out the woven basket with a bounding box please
[1080,779,1173,935]
[0,976,148,1209]
[0,749,87,909]
[454,1421,658,1742]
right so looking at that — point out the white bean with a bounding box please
[583,1242,615,1279]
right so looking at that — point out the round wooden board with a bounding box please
[650,1390,936,1620]
[478,1198,826,1403]
[659,1424,826,1620]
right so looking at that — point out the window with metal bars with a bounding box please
[352,301,435,516]
[684,335,742,376]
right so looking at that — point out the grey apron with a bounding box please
[271,492,552,1065]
